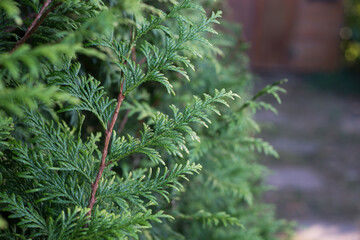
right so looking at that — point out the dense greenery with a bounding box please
[0,0,292,239]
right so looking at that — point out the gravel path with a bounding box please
[256,74,360,240]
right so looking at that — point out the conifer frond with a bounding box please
[122,100,156,122]
[50,207,89,240]
[84,209,170,239]
[95,1,223,96]
[50,62,116,129]
[0,193,47,237]
[0,83,76,116]
[178,210,242,227]
[0,114,13,156]
[126,9,222,94]
[98,161,201,208]
[240,79,287,114]
[187,136,214,162]
[9,111,103,206]
[204,170,254,205]
[240,137,279,158]
[247,101,278,114]
[0,43,84,79]
[0,0,22,25]
[0,0,111,80]
[255,79,287,104]
[12,143,88,207]
[109,89,238,164]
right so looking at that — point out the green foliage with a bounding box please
[108,89,238,165]
[342,0,360,65]
[176,210,243,228]
[152,13,293,238]
[50,62,117,129]
[0,0,293,239]
[0,114,13,156]
[0,0,22,25]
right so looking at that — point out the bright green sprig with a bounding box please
[50,62,116,130]
[109,89,239,164]
[98,161,201,209]
[0,0,22,25]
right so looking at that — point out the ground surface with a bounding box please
[255,74,360,240]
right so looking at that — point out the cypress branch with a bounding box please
[0,0,293,238]
[12,0,61,51]
[87,81,125,217]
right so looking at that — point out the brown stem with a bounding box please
[86,29,137,222]
[130,36,147,66]
[138,57,147,66]
[5,13,37,33]
[131,45,136,62]
[87,81,125,217]
[12,0,62,52]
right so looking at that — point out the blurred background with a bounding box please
[225,0,360,239]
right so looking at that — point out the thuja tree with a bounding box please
[0,0,293,239]
[132,4,294,238]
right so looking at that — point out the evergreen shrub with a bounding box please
[0,0,293,239]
